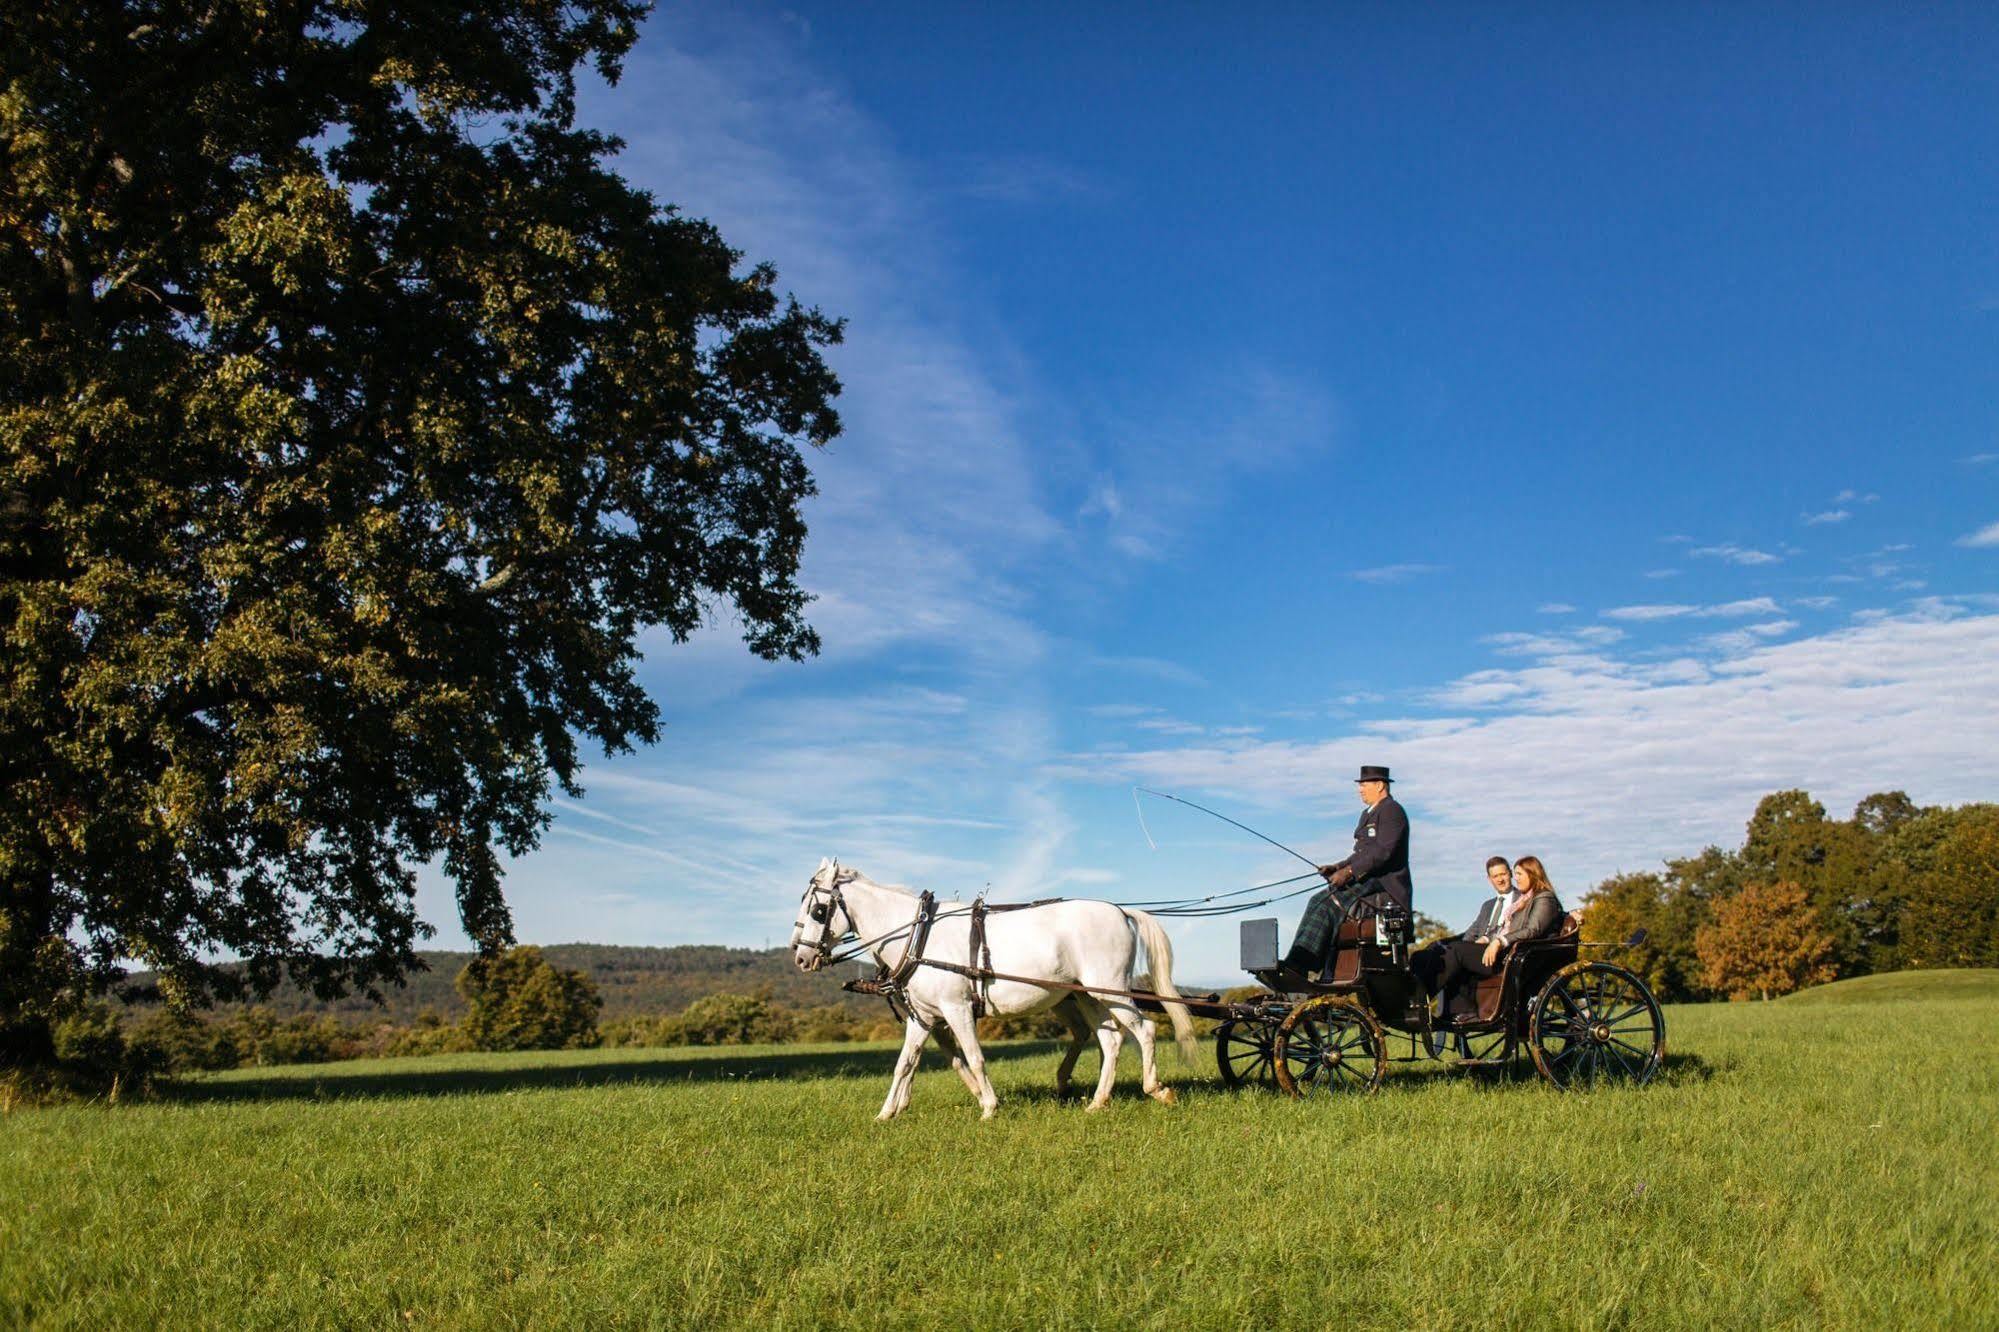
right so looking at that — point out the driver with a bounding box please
[1282,765,1412,979]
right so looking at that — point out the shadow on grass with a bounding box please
[169,1037,1720,1106]
[170,1039,1078,1105]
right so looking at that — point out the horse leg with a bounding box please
[1054,998,1094,1100]
[936,1003,999,1120]
[1105,1000,1176,1105]
[877,1018,929,1122]
[933,1022,982,1098]
[1084,998,1124,1112]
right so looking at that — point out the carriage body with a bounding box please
[1214,912,1667,1094]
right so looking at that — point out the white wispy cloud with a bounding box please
[1085,653,1207,687]
[1060,607,1999,969]
[1958,520,1999,549]
[408,13,1092,948]
[1601,597,1782,622]
[952,153,1104,204]
[1692,542,1781,566]
[1962,454,1998,466]
[1352,563,1445,584]
[1537,603,1576,615]
[1803,509,1850,525]
[1078,367,1338,564]
[1482,627,1626,657]
[1696,619,1799,653]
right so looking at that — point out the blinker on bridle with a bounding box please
[796,872,854,962]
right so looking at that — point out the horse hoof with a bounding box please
[980,1106,998,1121]
[1085,1100,1109,1113]
[1151,1087,1178,1105]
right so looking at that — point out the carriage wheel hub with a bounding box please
[1590,1022,1610,1043]
[1322,1048,1343,1067]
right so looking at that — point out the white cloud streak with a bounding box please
[1060,608,1999,952]
[1602,597,1782,622]
[1352,563,1445,584]
[1692,543,1781,566]
[1958,520,1999,549]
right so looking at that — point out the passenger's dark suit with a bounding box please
[1287,795,1413,967]
[1440,892,1565,1020]
[1410,893,1510,996]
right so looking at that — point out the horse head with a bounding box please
[791,857,858,972]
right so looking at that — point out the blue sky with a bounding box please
[421,3,1999,981]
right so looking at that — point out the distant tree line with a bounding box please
[1582,790,1998,1001]
[117,943,880,1024]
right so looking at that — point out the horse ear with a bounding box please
[816,856,829,872]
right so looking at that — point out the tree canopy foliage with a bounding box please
[0,2,843,1069]
[1695,880,1837,1002]
[1582,790,1999,1002]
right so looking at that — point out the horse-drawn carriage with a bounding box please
[1194,911,1667,1093]
[795,859,1666,1119]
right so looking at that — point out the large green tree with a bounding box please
[0,2,842,1069]
[1900,805,1999,970]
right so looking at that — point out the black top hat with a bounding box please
[1355,765,1393,784]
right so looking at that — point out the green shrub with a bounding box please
[48,1002,163,1096]
[457,946,603,1051]
[670,992,794,1046]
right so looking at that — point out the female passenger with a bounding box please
[1438,855,1564,1022]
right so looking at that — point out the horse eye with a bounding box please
[809,902,830,923]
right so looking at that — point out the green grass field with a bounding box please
[5,971,1997,1330]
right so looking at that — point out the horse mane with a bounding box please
[835,866,918,898]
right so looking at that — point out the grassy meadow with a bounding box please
[5,970,1996,1330]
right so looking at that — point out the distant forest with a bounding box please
[119,945,882,1023]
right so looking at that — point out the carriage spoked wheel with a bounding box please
[1272,996,1387,1097]
[1215,1016,1281,1089]
[1453,1025,1514,1069]
[1528,961,1666,1090]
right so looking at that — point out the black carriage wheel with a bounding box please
[1528,961,1666,1090]
[1216,1017,1279,1089]
[1455,1025,1513,1068]
[1272,996,1386,1098]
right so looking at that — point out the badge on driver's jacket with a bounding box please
[1367,826,1376,836]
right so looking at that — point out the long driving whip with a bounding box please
[1130,786,1322,871]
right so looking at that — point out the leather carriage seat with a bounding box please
[1326,918,1373,984]
[1471,911,1586,1019]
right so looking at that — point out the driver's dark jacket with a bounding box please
[1334,795,1412,918]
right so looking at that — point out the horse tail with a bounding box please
[1127,909,1197,1063]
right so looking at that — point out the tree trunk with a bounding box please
[0,868,72,1071]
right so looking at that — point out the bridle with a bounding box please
[794,870,858,968]
[794,865,944,982]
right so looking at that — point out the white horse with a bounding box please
[790,858,1196,1120]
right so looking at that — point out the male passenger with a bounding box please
[1409,856,1514,999]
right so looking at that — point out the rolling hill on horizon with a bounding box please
[117,944,888,1023]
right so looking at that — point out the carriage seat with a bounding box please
[1467,911,1584,1021]
[1322,918,1373,984]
